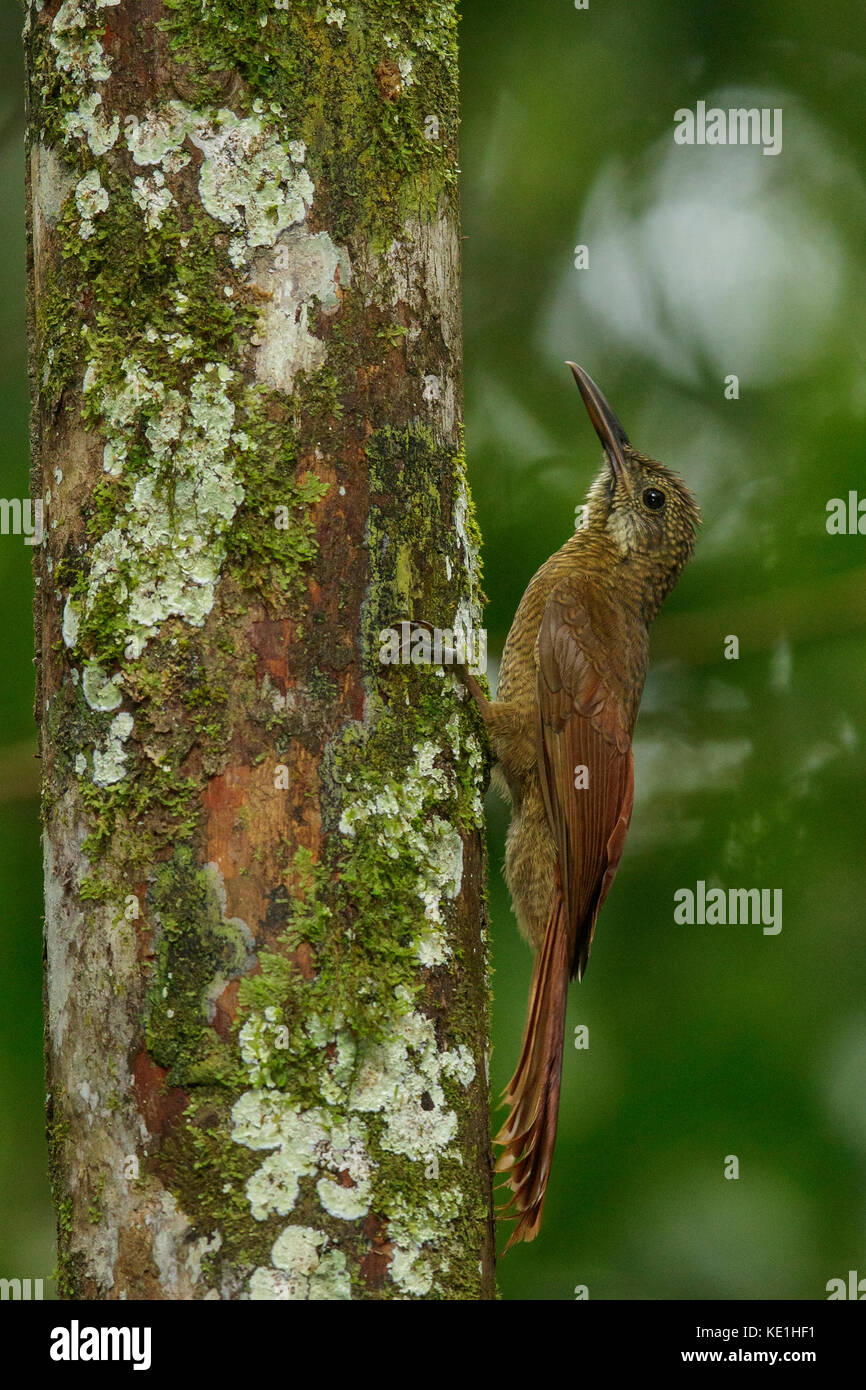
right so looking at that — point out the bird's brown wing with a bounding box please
[495,584,642,1246]
[536,585,639,980]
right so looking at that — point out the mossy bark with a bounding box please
[26,0,494,1300]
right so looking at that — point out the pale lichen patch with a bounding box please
[62,596,81,648]
[74,168,109,240]
[125,101,196,172]
[92,710,134,787]
[63,92,119,155]
[339,739,465,953]
[82,361,244,659]
[49,0,119,89]
[33,143,77,238]
[149,1193,222,1296]
[232,1094,327,1220]
[124,102,317,266]
[131,170,175,231]
[349,1005,474,1162]
[193,110,314,260]
[252,229,350,393]
[81,662,122,711]
[231,981,476,1297]
[316,1174,370,1222]
[390,1243,432,1296]
[249,1226,351,1301]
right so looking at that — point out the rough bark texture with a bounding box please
[26,0,494,1300]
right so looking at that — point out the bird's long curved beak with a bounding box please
[566,362,632,493]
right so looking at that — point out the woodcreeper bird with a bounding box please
[463,363,700,1247]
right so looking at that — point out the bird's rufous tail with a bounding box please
[494,892,570,1249]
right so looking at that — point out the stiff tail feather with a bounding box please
[494,894,570,1249]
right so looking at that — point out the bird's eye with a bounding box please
[643,487,666,511]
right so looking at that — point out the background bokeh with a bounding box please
[2,0,865,1300]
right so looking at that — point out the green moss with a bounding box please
[161,1092,273,1274]
[54,1189,75,1295]
[37,143,332,887]
[44,183,242,407]
[26,2,115,150]
[363,424,485,687]
[39,165,329,667]
[87,1173,106,1225]
[224,389,330,606]
[294,365,343,423]
[158,1,459,244]
[144,846,252,1087]
[80,768,199,864]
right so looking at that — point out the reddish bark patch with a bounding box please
[211,977,241,1040]
[294,940,316,981]
[375,60,403,101]
[249,612,292,687]
[132,1052,189,1137]
[360,1212,394,1290]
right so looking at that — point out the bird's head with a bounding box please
[568,362,701,594]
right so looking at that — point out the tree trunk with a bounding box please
[25,0,494,1300]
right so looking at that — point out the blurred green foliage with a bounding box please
[460,0,866,1299]
[2,0,864,1300]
